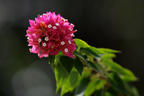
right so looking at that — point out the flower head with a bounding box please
[26,12,77,58]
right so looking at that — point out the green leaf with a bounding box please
[104,92,113,96]
[53,39,138,96]
[89,47,119,55]
[74,51,87,62]
[80,47,100,57]
[92,87,105,96]
[74,51,102,73]
[74,57,83,75]
[100,53,116,59]
[101,57,137,82]
[54,63,68,92]
[97,48,120,54]
[74,51,97,70]
[89,46,105,55]
[108,72,130,95]
[131,87,140,96]
[69,68,80,86]
[74,38,119,55]
[74,38,90,50]
[55,51,63,64]
[60,77,73,96]
[75,77,90,96]
[85,79,106,96]
[82,67,92,78]
[87,61,99,71]
[106,86,119,96]
[61,68,80,96]
[59,56,74,73]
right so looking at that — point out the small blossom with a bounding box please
[48,24,52,28]
[53,26,57,29]
[55,23,59,26]
[61,41,65,45]
[38,38,42,43]
[64,48,68,53]
[45,37,49,41]
[26,12,77,58]
[42,42,47,47]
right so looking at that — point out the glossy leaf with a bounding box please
[74,38,90,48]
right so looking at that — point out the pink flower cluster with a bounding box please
[26,12,77,58]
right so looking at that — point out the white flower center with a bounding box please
[64,48,68,53]
[61,41,65,45]
[56,23,59,26]
[45,37,49,41]
[48,24,52,28]
[27,37,29,39]
[42,42,46,47]
[38,38,42,43]
[53,26,57,29]
[68,40,71,44]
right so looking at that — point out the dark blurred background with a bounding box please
[0,0,144,96]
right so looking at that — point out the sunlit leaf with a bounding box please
[85,79,106,96]
[80,47,100,57]
[54,63,68,92]
[74,38,90,51]
[97,48,120,54]
[61,68,80,96]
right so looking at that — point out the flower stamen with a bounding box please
[53,26,57,29]
[42,42,47,47]
[45,37,49,41]
[38,38,42,43]
[68,40,71,44]
[48,24,52,28]
[64,48,68,53]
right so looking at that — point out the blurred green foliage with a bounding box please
[52,38,139,96]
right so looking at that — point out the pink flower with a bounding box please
[26,12,77,58]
